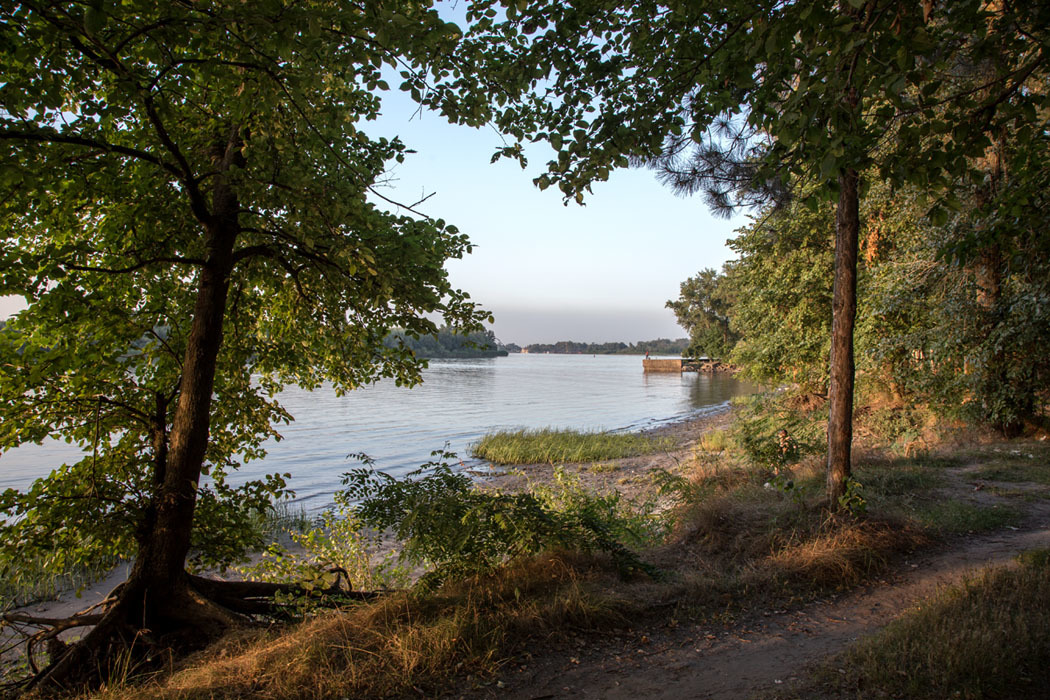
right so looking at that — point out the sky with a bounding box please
[0,16,748,345]
[363,97,747,345]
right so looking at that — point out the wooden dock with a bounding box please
[642,359,685,372]
[643,358,730,373]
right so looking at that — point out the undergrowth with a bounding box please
[87,554,627,700]
[343,449,660,588]
[63,389,1048,700]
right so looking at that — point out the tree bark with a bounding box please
[134,223,237,599]
[32,223,241,691]
[827,166,860,510]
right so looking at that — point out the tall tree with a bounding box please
[0,0,483,688]
[433,0,1048,507]
[433,0,896,507]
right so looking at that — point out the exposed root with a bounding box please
[1,571,389,695]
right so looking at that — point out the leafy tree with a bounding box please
[434,0,1048,506]
[725,199,838,391]
[0,0,484,688]
[384,327,507,358]
[665,268,737,360]
[861,178,1050,433]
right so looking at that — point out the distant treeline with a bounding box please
[521,338,688,355]
[384,328,508,359]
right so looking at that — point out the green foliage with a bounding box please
[861,178,1050,434]
[666,269,737,360]
[837,477,868,516]
[342,450,657,589]
[235,500,409,613]
[724,198,838,390]
[0,1,486,582]
[385,327,508,359]
[730,395,825,469]
[857,404,930,448]
[472,428,674,465]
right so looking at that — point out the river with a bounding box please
[0,354,755,511]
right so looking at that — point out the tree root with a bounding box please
[1,571,388,695]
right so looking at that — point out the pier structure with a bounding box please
[643,358,730,373]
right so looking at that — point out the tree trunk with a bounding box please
[133,223,238,607]
[827,166,860,510]
[33,224,240,690]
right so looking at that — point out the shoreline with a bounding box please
[472,403,735,501]
[2,405,733,673]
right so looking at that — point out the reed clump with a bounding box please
[472,427,674,465]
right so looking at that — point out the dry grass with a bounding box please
[74,396,1043,700]
[765,517,926,589]
[789,550,1050,700]
[641,469,928,623]
[89,555,625,700]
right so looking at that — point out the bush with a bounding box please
[342,449,658,589]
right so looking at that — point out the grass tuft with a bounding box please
[472,428,674,465]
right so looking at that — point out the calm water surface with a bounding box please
[1,354,755,511]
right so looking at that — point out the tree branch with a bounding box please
[62,256,206,275]
[0,128,180,179]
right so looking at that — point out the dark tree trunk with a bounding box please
[133,227,235,596]
[827,166,860,510]
[34,222,241,690]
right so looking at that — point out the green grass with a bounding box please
[696,428,730,452]
[471,428,675,465]
[795,549,1050,700]
[915,500,1023,534]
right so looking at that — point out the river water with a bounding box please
[0,354,754,511]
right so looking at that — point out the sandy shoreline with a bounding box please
[472,404,733,501]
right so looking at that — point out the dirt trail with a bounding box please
[465,512,1050,700]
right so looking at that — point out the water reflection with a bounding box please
[1,354,755,510]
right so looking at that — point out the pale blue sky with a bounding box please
[365,97,745,344]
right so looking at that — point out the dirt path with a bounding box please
[464,523,1049,700]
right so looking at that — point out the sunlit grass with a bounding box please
[472,428,674,465]
[92,554,624,700]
